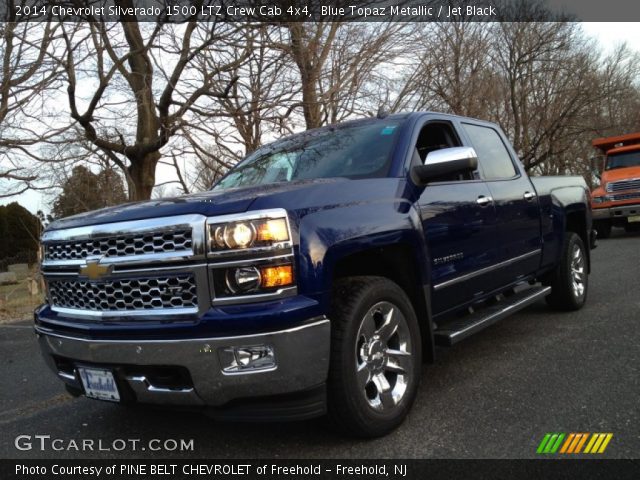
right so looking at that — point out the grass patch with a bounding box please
[0,271,43,323]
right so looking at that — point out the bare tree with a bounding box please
[0,18,66,197]
[387,19,640,178]
[277,22,338,129]
[390,22,497,117]
[275,22,413,130]
[183,24,296,192]
[3,4,638,204]
[588,44,640,138]
[59,4,251,201]
[187,22,415,191]
[491,23,639,176]
[217,25,296,153]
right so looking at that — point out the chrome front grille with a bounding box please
[48,275,198,313]
[606,178,640,192]
[44,229,192,261]
[41,214,208,318]
[610,191,640,202]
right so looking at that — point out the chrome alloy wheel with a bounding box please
[570,244,586,298]
[355,301,413,412]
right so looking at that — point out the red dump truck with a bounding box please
[591,132,640,238]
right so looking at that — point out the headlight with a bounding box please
[206,209,296,303]
[592,196,604,204]
[222,222,255,249]
[208,211,291,252]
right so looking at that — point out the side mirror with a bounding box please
[590,156,602,180]
[411,146,479,185]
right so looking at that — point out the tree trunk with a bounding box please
[128,151,160,201]
[121,19,160,201]
[288,24,323,130]
[301,78,322,129]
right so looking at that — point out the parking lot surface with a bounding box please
[1,230,638,459]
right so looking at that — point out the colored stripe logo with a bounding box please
[537,433,613,454]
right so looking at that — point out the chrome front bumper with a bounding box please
[36,318,330,407]
[592,204,640,219]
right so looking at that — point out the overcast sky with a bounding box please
[5,22,640,216]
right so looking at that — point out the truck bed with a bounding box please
[530,175,589,195]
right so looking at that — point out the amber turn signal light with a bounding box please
[256,218,289,243]
[260,265,294,288]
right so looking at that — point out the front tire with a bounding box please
[327,276,422,438]
[545,232,588,311]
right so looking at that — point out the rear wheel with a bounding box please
[327,276,422,438]
[545,232,588,311]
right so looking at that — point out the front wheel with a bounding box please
[327,276,422,438]
[545,232,588,311]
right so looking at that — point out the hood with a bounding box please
[46,179,357,231]
[601,166,640,184]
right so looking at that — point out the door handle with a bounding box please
[523,191,537,201]
[476,195,493,206]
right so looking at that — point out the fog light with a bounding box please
[226,266,261,293]
[219,345,276,373]
[260,265,294,288]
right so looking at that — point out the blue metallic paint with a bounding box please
[37,112,591,344]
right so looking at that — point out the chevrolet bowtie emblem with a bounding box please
[79,258,112,280]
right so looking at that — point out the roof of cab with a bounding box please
[592,132,640,154]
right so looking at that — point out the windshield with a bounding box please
[213,119,403,190]
[605,151,640,171]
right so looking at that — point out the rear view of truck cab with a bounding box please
[591,132,640,237]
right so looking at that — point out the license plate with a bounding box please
[77,367,120,402]
[628,215,640,223]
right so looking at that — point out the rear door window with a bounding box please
[462,124,517,180]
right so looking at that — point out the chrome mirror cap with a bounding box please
[424,146,478,166]
[412,147,479,185]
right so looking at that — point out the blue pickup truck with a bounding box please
[36,112,594,437]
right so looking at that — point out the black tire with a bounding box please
[624,223,640,233]
[545,232,588,311]
[327,276,422,438]
[594,220,611,239]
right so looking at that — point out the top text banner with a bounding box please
[1,0,637,22]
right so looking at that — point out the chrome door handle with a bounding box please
[476,195,493,206]
[523,191,537,201]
